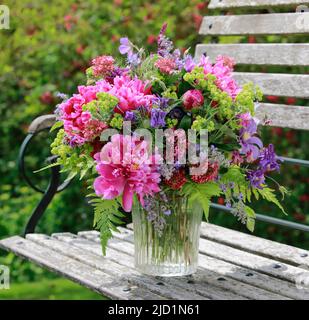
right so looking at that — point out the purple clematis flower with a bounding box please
[258,144,281,172]
[238,114,263,162]
[246,169,265,189]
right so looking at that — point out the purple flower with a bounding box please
[119,38,132,55]
[163,210,172,216]
[152,96,169,109]
[124,111,137,122]
[127,52,141,67]
[239,116,263,162]
[258,144,281,173]
[150,108,167,128]
[157,23,173,57]
[184,55,196,72]
[246,169,265,189]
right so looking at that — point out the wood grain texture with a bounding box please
[27,233,203,300]
[255,103,309,130]
[0,236,162,300]
[124,225,309,299]
[208,0,309,9]
[28,115,57,133]
[195,44,309,66]
[233,72,309,98]
[78,230,288,300]
[200,223,309,267]
[199,13,309,35]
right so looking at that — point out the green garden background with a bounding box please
[0,0,308,299]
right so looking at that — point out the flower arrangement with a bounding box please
[49,24,287,266]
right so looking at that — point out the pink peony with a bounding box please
[93,135,161,212]
[183,89,204,110]
[58,75,155,144]
[58,85,109,145]
[198,55,241,99]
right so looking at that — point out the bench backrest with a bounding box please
[195,0,309,131]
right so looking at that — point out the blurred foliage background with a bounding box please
[0,0,308,299]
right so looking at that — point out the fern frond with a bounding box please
[90,197,125,255]
[257,187,287,215]
[181,182,221,221]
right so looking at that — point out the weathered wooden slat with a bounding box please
[77,231,287,300]
[200,223,309,267]
[79,229,299,300]
[27,234,200,301]
[208,0,309,9]
[195,44,309,66]
[234,72,309,98]
[199,13,309,35]
[74,233,250,300]
[123,226,309,299]
[0,236,161,300]
[255,103,309,130]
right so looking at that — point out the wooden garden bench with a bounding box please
[1,0,309,300]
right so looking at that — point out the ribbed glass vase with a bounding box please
[132,193,203,277]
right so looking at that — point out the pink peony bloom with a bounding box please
[91,55,115,77]
[183,89,204,110]
[198,55,241,99]
[58,75,155,144]
[97,75,155,114]
[58,85,109,145]
[94,135,161,212]
[155,57,176,74]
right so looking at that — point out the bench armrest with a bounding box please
[28,115,57,134]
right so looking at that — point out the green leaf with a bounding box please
[244,206,256,232]
[178,115,192,130]
[257,188,287,215]
[50,121,63,132]
[90,197,125,255]
[181,182,221,221]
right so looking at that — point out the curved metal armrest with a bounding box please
[19,114,71,235]
[28,114,57,134]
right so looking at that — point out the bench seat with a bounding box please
[1,222,309,300]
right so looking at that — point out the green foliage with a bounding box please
[0,278,105,300]
[244,206,256,232]
[256,187,287,215]
[181,182,222,221]
[89,197,125,255]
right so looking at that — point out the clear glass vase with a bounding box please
[132,193,203,277]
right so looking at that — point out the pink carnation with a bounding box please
[155,57,176,74]
[91,55,115,77]
[94,135,161,212]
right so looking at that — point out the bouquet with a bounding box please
[49,24,287,276]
